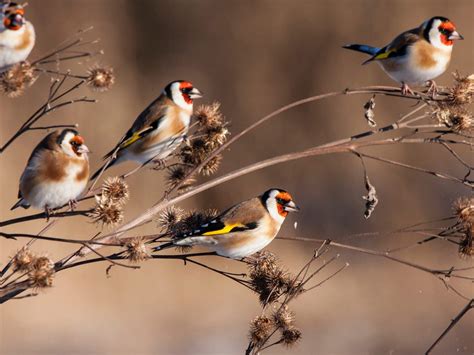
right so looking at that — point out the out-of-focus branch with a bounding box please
[425,299,474,354]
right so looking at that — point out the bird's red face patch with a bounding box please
[70,135,85,155]
[3,8,25,30]
[179,81,194,104]
[275,192,293,217]
[438,21,456,46]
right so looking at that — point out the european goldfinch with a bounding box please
[343,16,464,95]
[0,2,35,72]
[91,80,203,180]
[11,129,90,214]
[154,188,300,259]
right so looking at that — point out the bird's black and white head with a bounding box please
[262,188,300,224]
[57,129,90,158]
[2,2,26,31]
[422,16,463,50]
[164,80,203,111]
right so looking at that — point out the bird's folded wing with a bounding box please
[373,29,420,60]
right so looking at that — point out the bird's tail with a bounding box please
[10,199,29,211]
[343,44,380,64]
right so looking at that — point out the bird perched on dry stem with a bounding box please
[344,16,464,95]
[154,188,299,259]
[91,80,203,179]
[0,2,35,72]
[11,129,90,216]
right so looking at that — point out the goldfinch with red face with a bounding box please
[91,80,203,180]
[344,16,464,94]
[0,2,35,72]
[154,188,300,259]
[11,129,90,214]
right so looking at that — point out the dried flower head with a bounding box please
[158,206,185,232]
[449,72,474,105]
[433,105,472,132]
[194,102,224,128]
[249,315,274,346]
[201,154,222,176]
[124,237,150,263]
[101,177,129,205]
[89,195,124,227]
[459,228,473,259]
[165,209,218,240]
[0,61,37,98]
[86,66,115,92]
[28,256,55,288]
[453,197,474,225]
[248,251,301,305]
[166,165,195,189]
[12,247,35,272]
[205,126,229,149]
[272,305,295,330]
[281,327,302,347]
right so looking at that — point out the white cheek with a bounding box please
[266,198,285,224]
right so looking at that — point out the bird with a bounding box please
[153,188,300,259]
[11,129,90,216]
[343,16,464,95]
[90,80,203,180]
[0,2,35,72]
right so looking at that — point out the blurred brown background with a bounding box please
[1,0,473,354]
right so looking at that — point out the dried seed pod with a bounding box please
[86,66,115,92]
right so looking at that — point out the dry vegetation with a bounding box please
[1,22,473,355]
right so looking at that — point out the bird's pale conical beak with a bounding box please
[189,87,203,99]
[77,144,90,154]
[449,31,464,40]
[284,200,300,213]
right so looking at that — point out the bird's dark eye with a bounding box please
[70,140,79,147]
[181,87,192,94]
[276,198,286,205]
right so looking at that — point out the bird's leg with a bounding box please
[44,205,53,221]
[152,158,166,170]
[401,82,415,96]
[426,80,438,98]
[68,199,77,211]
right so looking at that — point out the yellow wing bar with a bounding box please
[202,223,244,236]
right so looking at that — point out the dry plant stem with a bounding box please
[425,299,474,355]
[278,237,472,299]
[0,209,91,227]
[66,93,470,263]
[0,76,95,153]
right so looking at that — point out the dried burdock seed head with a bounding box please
[166,165,195,189]
[248,251,299,305]
[86,66,115,92]
[167,209,218,239]
[281,327,302,347]
[249,315,274,346]
[158,206,185,232]
[0,61,37,98]
[453,197,474,225]
[205,126,229,149]
[449,72,474,105]
[28,256,55,288]
[201,154,222,176]
[249,251,278,274]
[194,102,224,128]
[124,237,150,263]
[459,228,473,259]
[272,305,295,330]
[101,177,129,205]
[89,196,124,227]
[433,105,472,133]
[12,247,35,272]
